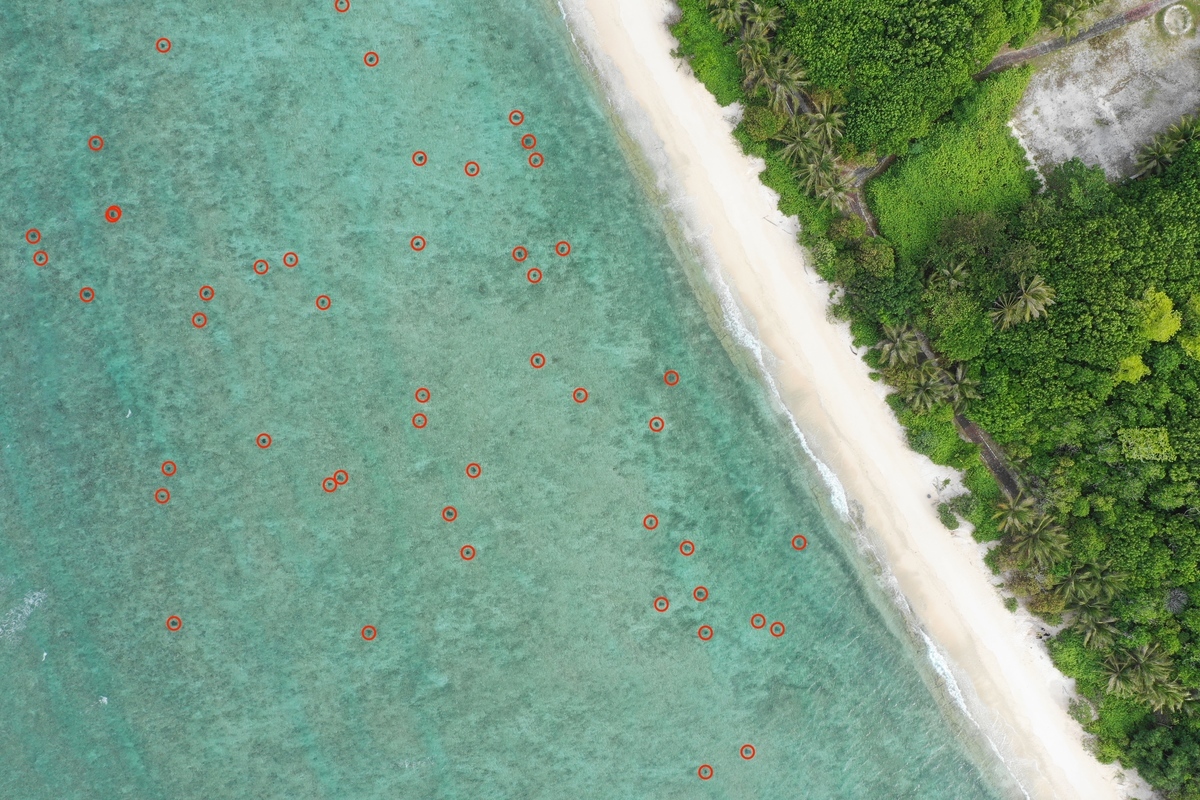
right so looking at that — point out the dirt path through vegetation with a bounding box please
[977,0,1179,77]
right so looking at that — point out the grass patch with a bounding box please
[670,0,744,106]
[867,67,1038,264]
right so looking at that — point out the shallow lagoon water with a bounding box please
[1,1,1010,797]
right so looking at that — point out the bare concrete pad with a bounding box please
[1012,2,1200,177]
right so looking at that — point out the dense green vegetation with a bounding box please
[862,145,1200,797]
[780,0,1041,154]
[672,2,1200,795]
[671,0,746,105]
[868,68,1038,263]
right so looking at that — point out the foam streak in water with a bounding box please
[0,590,47,643]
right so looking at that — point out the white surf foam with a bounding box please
[0,590,47,643]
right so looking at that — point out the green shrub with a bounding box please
[1003,596,1019,612]
[938,502,960,529]
[670,0,744,106]
[743,105,787,142]
[856,238,896,278]
[1048,632,1109,696]
[829,215,868,247]
[898,404,977,468]
[867,68,1038,264]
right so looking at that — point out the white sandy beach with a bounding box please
[559,1,1149,798]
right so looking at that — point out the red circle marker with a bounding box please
[698,625,714,641]
[105,205,122,223]
[460,544,476,561]
[364,51,379,67]
[572,387,588,403]
[333,469,349,485]
[791,534,808,551]
[192,312,207,329]
[653,596,669,613]
[199,285,215,302]
[530,352,545,369]
[156,37,172,53]
[412,413,427,429]
[750,614,766,630]
[693,586,708,602]
[648,416,665,433]
[361,625,376,641]
[410,235,426,251]
[256,433,272,449]
[442,505,458,522]
[466,463,481,479]
[509,110,524,126]
[643,514,658,531]
[740,744,756,760]
[770,621,786,637]
[335,0,350,11]
[679,540,695,556]
[528,152,544,168]
[555,240,571,257]
[315,295,331,311]
[521,133,537,150]
[698,765,713,781]
[512,245,528,262]
[412,151,427,167]
[79,287,95,303]
[322,476,338,493]
[526,268,542,284]
[283,252,299,268]
[25,228,41,245]
[154,487,170,505]
[664,370,680,386]
[464,161,480,177]
[161,460,177,477]
[88,135,105,152]
[253,259,269,275]
[32,250,48,267]
[414,387,430,403]
[166,615,182,631]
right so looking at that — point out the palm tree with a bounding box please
[818,170,854,213]
[709,0,748,35]
[738,30,770,92]
[1167,113,1199,145]
[773,120,821,167]
[1071,605,1120,649]
[928,258,969,292]
[796,151,838,196]
[1007,513,1068,570]
[992,491,1036,534]
[805,96,845,150]
[989,292,1022,331]
[1135,137,1181,177]
[745,2,783,35]
[1087,563,1128,606]
[1105,643,1184,711]
[1047,3,1084,41]
[876,323,921,368]
[903,361,949,413]
[941,362,981,413]
[762,50,808,116]
[1014,275,1057,323]
[1053,563,1102,607]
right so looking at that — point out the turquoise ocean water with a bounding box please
[0,1,1015,797]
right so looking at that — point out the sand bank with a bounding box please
[558,1,1148,797]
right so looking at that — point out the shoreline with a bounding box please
[557,1,1146,798]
